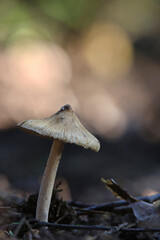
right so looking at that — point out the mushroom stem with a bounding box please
[36,139,65,221]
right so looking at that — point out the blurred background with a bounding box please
[0,0,160,203]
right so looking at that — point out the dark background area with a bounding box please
[1,127,160,203]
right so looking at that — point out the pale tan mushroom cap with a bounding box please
[18,104,100,152]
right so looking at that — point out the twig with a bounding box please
[78,193,160,211]
[140,193,160,203]
[102,178,137,203]
[2,220,160,234]
[31,220,160,233]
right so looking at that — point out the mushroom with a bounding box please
[18,104,100,222]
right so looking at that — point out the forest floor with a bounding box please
[0,179,160,240]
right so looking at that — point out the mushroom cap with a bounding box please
[18,104,100,152]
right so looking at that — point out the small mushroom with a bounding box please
[18,104,100,222]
